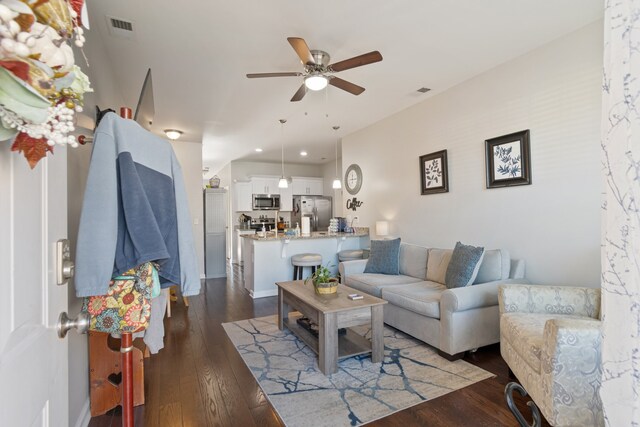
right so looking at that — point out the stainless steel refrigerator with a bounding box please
[291,195,332,232]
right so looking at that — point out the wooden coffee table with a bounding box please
[275,280,387,375]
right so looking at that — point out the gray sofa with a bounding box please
[339,242,526,359]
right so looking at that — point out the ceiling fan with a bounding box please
[246,37,383,102]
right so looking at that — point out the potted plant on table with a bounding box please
[305,264,339,295]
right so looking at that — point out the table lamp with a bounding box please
[376,221,389,239]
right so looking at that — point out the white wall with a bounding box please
[341,21,603,287]
[67,20,125,427]
[228,160,323,181]
[171,141,206,278]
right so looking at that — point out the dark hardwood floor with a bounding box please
[89,264,548,427]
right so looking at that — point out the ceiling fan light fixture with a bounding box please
[305,74,328,91]
[164,129,183,140]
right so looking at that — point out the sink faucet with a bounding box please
[349,216,359,233]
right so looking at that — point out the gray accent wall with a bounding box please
[340,21,603,288]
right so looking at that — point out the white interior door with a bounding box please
[0,145,69,425]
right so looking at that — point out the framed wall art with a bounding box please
[485,130,531,189]
[419,149,448,195]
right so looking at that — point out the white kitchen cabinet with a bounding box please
[204,189,227,279]
[251,176,280,194]
[307,179,323,195]
[235,181,252,211]
[292,177,324,195]
[236,228,256,264]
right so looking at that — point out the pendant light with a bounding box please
[278,119,288,188]
[332,125,342,189]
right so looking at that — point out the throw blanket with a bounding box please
[75,112,200,298]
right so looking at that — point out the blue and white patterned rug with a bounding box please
[222,316,494,427]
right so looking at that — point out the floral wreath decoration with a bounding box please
[0,0,93,168]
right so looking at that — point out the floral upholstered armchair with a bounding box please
[498,284,603,427]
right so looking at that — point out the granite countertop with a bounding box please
[242,229,369,241]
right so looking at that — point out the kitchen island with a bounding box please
[242,230,369,298]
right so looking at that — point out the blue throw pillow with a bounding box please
[445,241,485,289]
[364,238,401,275]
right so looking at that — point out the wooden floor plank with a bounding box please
[157,402,182,426]
[89,263,549,427]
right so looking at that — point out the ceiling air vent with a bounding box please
[417,87,431,94]
[106,16,135,39]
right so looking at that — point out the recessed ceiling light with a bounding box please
[300,151,308,156]
[255,148,263,152]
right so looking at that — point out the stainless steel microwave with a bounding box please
[252,194,280,210]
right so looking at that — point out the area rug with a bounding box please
[222,315,494,427]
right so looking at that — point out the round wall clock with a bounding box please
[344,164,363,195]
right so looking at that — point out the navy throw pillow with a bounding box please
[444,241,485,289]
[364,238,401,275]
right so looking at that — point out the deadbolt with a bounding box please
[56,239,74,285]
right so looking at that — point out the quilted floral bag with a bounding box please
[82,262,157,334]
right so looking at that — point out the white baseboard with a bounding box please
[250,289,279,299]
[200,273,206,279]
[73,398,91,427]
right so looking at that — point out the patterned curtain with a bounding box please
[601,0,640,425]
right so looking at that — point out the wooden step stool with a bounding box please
[89,331,145,416]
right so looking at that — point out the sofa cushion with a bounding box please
[501,313,548,373]
[426,248,453,284]
[364,238,401,275]
[475,249,510,283]
[381,281,446,319]
[345,273,422,297]
[445,242,485,289]
[399,243,429,279]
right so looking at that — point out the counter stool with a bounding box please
[338,249,365,262]
[291,253,322,280]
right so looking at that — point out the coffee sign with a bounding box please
[346,198,363,211]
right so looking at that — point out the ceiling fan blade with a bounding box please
[329,77,365,95]
[291,84,307,102]
[287,37,316,66]
[246,72,301,78]
[329,51,383,72]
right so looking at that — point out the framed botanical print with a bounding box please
[419,149,448,195]
[485,130,531,189]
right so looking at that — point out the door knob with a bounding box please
[57,311,90,339]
